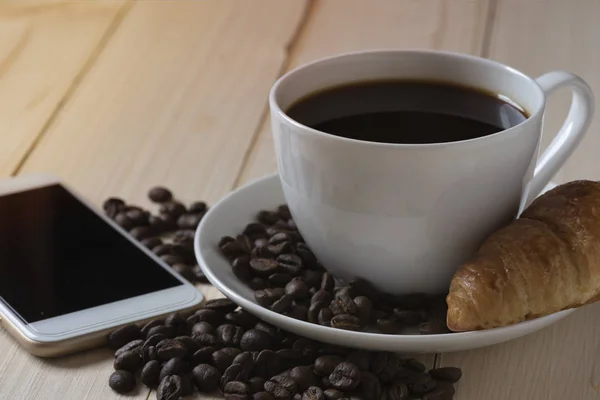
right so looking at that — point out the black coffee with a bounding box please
[286,79,528,144]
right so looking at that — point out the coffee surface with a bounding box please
[286,79,528,144]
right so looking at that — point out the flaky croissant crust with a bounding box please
[446,180,600,331]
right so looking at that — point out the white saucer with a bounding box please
[194,174,576,353]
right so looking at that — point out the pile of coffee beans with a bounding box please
[102,186,209,284]
[218,206,450,335]
[108,299,462,399]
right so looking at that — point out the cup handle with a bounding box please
[525,71,595,205]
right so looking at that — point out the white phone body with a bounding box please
[0,174,204,357]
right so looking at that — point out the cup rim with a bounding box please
[269,49,546,148]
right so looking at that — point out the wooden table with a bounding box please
[1,1,599,399]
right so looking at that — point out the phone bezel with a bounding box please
[0,173,203,343]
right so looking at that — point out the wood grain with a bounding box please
[439,1,600,399]
[2,1,308,399]
[0,0,128,176]
[238,0,492,184]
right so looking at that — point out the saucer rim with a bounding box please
[194,173,576,349]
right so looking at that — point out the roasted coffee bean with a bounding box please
[189,201,208,214]
[141,320,163,337]
[251,258,281,277]
[271,294,294,313]
[268,241,293,256]
[331,314,362,331]
[149,215,173,233]
[250,277,268,290]
[314,355,344,376]
[156,339,188,361]
[376,317,403,334]
[257,210,280,225]
[141,360,162,388]
[317,308,333,326]
[409,373,436,394]
[277,254,303,276]
[224,381,251,400]
[393,310,423,326]
[115,213,134,230]
[255,288,285,307]
[276,205,292,220]
[213,348,241,373]
[359,371,382,400]
[320,273,335,292]
[265,374,299,400]
[403,358,426,373]
[290,366,318,391]
[302,386,325,400]
[177,213,201,229]
[254,322,283,346]
[429,367,462,383]
[115,339,143,358]
[247,377,266,394]
[353,296,372,325]
[269,232,292,246]
[125,208,149,226]
[287,218,297,230]
[130,226,153,240]
[103,197,126,218]
[108,324,141,349]
[221,363,252,390]
[157,375,184,400]
[172,263,194,281]
[295,243,317,268]
[114,350,143,372]
[192,321,214,335]
[141,237,162,249]
[152,244,173,257]
[148,187,173,203]
[287,304,308,321]
[143,345,158,363]
[329,362,361,391]
[204,298,238,313]
[233,256,253,282]
[419,319,450,335]
[427,380,456,397]
[311,290,333,305]
[220,236,246,259]
[109,370,135,393]
[254,237,269,247]
[191,346,217,366]
[192,308,223,325]
[334,286,356,299]
[193,264,210,283]
[240,329,273,351]
[233,352,255,372]
[160,254,183,266]
[191,363,222,392]
[193,332,218,348]
[243,222,266,238]
[159,357,185,382]
[254,350,282,378]
[217,325,245,347]
[385,380,409,400]
[370,352,399,383]
[329,295,358,316]
[160,201,186,218]
[320,377,331,389]
[254,392,276,400]
[323,389,344,400]
[285,278,309,299]
[269,273,294,287]
[302,270,323,289]
[252,245,275,259]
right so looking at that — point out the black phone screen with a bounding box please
[0,184,182,323]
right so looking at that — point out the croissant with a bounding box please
[446,180,600,331]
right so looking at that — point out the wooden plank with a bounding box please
[238,0,492,185]
[439,1,600,399]
[0,0,128,176]
[3,1,308,399]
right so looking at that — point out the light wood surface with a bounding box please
[1,0,599,399]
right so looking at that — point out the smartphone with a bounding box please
[0,174,203,357]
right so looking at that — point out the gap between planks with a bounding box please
[10,0,135,177]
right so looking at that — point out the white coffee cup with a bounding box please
[269,50,594,295]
